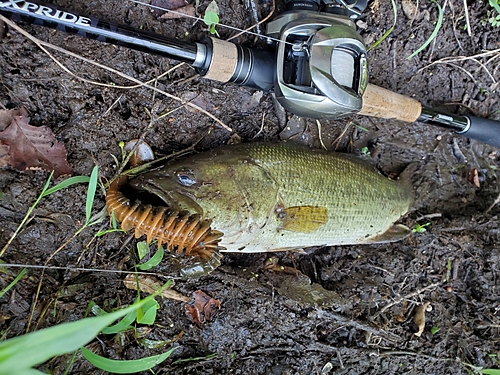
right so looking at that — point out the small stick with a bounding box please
[374,282,442,316]
[462,0,472,37]
[316,119,328,150]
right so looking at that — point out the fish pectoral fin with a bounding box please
[363,224,411,244]
[279,206,328,233]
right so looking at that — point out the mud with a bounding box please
[1,0,499,374]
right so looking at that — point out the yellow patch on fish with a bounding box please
[278,205,328,232]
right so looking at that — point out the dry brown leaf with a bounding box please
[413,301,431,337]
[0,109,72,177]
[395,300,409,323]
[185,290,221,328]
[467,168,480,188]
[401,0,420,20]
[0,108,27,131]
[1,109,27,167]
[123,274,190,302]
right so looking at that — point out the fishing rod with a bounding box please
[1,0,499,147]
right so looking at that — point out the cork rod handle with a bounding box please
[359,84,422,123]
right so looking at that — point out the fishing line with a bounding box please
[127,0,293,46]
[0,263,182,278]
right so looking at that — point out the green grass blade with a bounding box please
[0,268,26,299]
[407,0,444,59]
[81,346,178,374]
[95,228,125,237]
[482,370,500,375]
[138,247,165,270]
[367,0,397,51]
[489,0,500,14]
[85,166,99,224]
[41,176,91,198]
[0,297,151,374]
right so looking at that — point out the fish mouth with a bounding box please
[137,180,204,215]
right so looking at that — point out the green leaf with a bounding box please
[136,300,159,325]
[0,268,26,299]
[138,246,165,270]
[205,0,219,15]
[41,176,91,198]
[204,11,219,27]
[481,370,500,375]
[407,0,443,59]
[81,346,178,374]
[412,222,430,233]
[430,326,440,335]
[85,166,99,224]
[18,369,47,375]
[0,297,152,374]
[89,301,107,317]
[101,309,137,334]
[136,241,150,261]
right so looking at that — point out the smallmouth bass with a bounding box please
[129,142,412,253]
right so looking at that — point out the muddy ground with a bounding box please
[1,0,499,374]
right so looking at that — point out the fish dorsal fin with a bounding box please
[363,224,411,244]
[278,205,329,232]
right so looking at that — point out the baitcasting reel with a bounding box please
[266,0,369,119]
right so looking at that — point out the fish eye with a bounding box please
[176,170,196,186]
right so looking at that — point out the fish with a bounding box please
[127,142,412,253]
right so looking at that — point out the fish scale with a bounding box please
[131,142,412,253]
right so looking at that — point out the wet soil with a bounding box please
[1,0,500,374]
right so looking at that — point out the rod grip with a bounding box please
[198,38,275,92]
[459,116,500,148]
[359,84,422,122]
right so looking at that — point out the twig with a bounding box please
[103,94,124,116]
[462,0,472,37]
[437,62,477,83]
[332,121,353,150]
[416,213,442,221]
[0,14,231,132]
[417,48,500,83]
[374,282,442,316]
[485,193,500,213]
[317,309,402,342]
[252,112,267,139]
[316,120,328,150]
